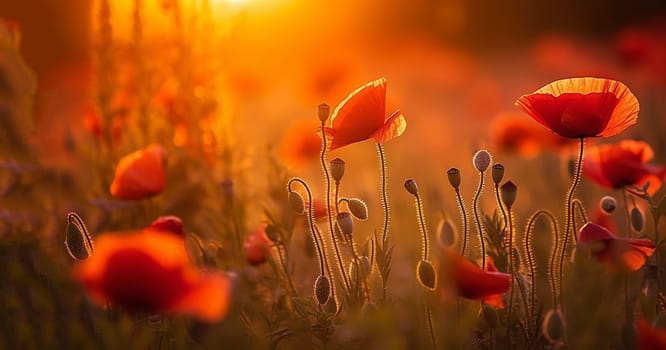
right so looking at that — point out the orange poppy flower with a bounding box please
[244,225,271,266]
[279,119,321,169]
[490,113,573,157]
[439,249,511,308]
[515,77,639,138]
[583,140,666,195]
[577,222,655,271]
[110,144,167,200]
[74,229,230,322]
[326,78,406,150]
[637,317,666,350]
[148,216,185,238]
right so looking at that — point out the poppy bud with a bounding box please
[314,274,331,305]
[447,168,461,189]
[436,219,456,247]
[64,212,94,260]
[491,163,504,185]
[542,309,566,344]
[330,158,345,183]
[473,150,492,172]
[288,191,305,215]
[318,103,330,122]
[336,212,354,236]
[264,224,280,243]
[631,207,645,232]
[600,196,617,214]
[416,260,436,291]
[148,216,185,237]
[244,228,270,266]
[404,179,419,196]
[500,181,518,209]
[347,198,368,220]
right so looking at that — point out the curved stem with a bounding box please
[473,170,487,269]
[455,188,469,257]
[495,184,509,234]
[276,244,296,295]
[320,121,351,292]
[525,210,559,323]
[415,193,430,261]
[377,143,390,244]
[558,137,584,310]
[288,178,325,276]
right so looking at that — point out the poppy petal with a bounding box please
[578,222,616,244]
[371,110,406,144]
[110,144,167,200]
[637,317,666,350]
[171,272,230,323]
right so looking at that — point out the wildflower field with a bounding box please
[2,1,666,349]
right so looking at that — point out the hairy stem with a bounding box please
[525,210,559,324]
[415,193,430,261]
[425,299,438,349]
[495,183,509,235]
[455,188,469,257]
[473,170,487,269]
[377,143,390,244]
[288,178,326,276]
[507,207,515,348]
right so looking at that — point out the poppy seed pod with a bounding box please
[348,198,368,220]
[416,260,437,291]
[500,181,518,209]
[436,219,456,247]
[447,168,461,189]
[542,309,566,344]
[631,207,645,232]
[314,274,331,305]
[264,224,280,243]
[404,179,419,196]
[473,150,492,172]
[330,158,345,183]
[492,164,505,185]
[318,103,330,122]
[288,191,305,215]
[65,212,94,260]
[600,196,617,214]
[336,212,354,236]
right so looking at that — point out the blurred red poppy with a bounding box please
[279,119,321,169]
[583,140,666,195]
[577,222,655,271]
[490,112,573,158]
[110,144,167,200]
[148,216,186,238]
[244,225,271,266]
[74,229,229,322]
[305,199,329,222]
[515,78,639,138]
[637,317,666,350]
[326,78,406,150]
[439,249,511,308]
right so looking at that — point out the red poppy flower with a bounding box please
[577,222,655,271]
[74,229,229,322]
[110,144,167,200]
[326,78,406,150]
[305,199,329,222]
[148,216,186,238]
[244,225,271,266]
[637,317,666,350]
[439,249,511,308]
[515,77,639,138]
[279,119,321,169]
[490,112,573,158]
[583,140,666,195]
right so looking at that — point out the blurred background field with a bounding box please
[1,0,666,349]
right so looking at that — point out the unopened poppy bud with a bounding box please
[436,219,456,247]
[336,212,354,236]
[264,224,280,243]
[631,207,645,232]
[492,164,505,185]
[500,181,518,209]
[314,274,331,305]
[288,191,305,215]
[416,260,436,291]
[64,212,94,260]
[542,309,566,344]
[318,103,330,122]
[473,150,492,172]
[330,158,345,183]
[348,198,368,220]
[600,196,617,214]
[148,216,186,237]
[404,179,419,196]
[478,304,499,329]
[447,168,461,189]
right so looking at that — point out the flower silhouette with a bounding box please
[74,229,230,322]
[577,222,655,271]
[110,144,167,200]
[515,77,639,138]
[326,78,406,150]
[583,140,666,195]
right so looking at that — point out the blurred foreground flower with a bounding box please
[490,112,572,157]
[110,144,167,200]
[74,229,230,322]
[637,317,666,350]
[583,140,666,195]
[148,215,186,238]
[279,119,321,169]
[325,77,406,150]
[439,249,511,308]
[577,222,654,271]
[515,77,639,138]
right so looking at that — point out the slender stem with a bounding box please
[415,193,430,261]
[622,188,632,321]
[558,137,584,310]
[276,244,296,295]
[655,212,662,315]
[288,178,325,276]
[334,182,340,215]
[571,199,589,244]
[525,210,559,323]
[473,170,487,269]
[425,299,438,349]
[494,184,509,234]
[377,143,390,244]
[455,188,469,257]
[506,207,515,349]
[320,121,351,292]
